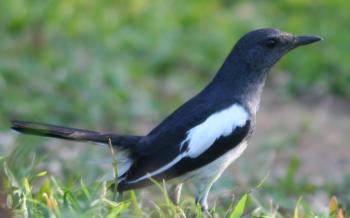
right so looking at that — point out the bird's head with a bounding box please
[233,28,322,70]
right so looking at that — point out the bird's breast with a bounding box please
[182,141,248,182]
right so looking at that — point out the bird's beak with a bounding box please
[294,35,323,47]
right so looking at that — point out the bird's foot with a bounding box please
[204,210,213,218]
[200,205,213,218]
[196,197,213,217]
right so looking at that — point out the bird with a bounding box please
[11,28,321,211]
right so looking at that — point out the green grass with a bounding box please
[1,142,348,217]
[1,0,350,131]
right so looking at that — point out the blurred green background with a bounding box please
[1,0,349,130]
[1,0,350,216]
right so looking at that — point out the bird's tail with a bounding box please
[10,120,139,147]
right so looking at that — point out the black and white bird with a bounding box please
[11,28,321,211]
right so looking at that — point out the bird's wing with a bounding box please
[118,103,251,191]
[134,89,229,155]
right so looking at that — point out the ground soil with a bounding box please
[237,87,350,185]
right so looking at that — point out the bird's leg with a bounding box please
[169,183,183,205]
[195,188,209,212]
[194,172,223,215]
[195,180,215,212]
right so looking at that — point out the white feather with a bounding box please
[128,153,185,184]
[94,146,133,180]
[115,150,133,176]
[181,104,249,158]
[183,141,247,181]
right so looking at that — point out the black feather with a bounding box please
[11,120,141,151]
[118,120,251,191]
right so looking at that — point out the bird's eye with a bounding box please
[265,38,278,48]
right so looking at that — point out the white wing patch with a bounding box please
[181,104,249,158]
[127,153,186,184]
[127,103,249,184]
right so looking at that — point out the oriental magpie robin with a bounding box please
[11,28,321,211]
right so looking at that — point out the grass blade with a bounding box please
[229,193,248,218]
[130,191,142,217]
[196,203,202,218]
[294,197,303,218]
